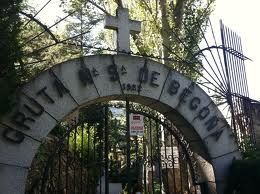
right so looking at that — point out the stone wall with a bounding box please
[0,54,240,194]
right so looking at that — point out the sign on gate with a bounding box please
[160,147,179,168]
[130,113,144,136]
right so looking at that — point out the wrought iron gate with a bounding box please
[26,102,201,194]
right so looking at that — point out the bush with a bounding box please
[226,159,260,194]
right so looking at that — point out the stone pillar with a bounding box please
[195,154,217,194]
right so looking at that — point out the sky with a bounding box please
[28,0,260,100]
[212,0,260,100]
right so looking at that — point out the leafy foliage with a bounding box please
[17,0,105,81]
[0,0,216,115]
[226,139,260,194]
[103,0,215,79]
[18,5,81,81]
[0,0,22,115]
[226,159,260,194]
[58,0,215,79]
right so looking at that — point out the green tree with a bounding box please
[18,20,80,80]
[0,0,22,115]
[18,3,83,81]
[19,0,215,82]
[17,0,105,81]
[105,0,215,79]
[60,0,105,55]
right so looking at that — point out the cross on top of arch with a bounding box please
[104,7,141,53]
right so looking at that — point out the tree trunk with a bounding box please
[174,0,186,30]
[160,0,171,66]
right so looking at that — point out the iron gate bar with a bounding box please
[57,141,61,192]
[104,106,109,194]
[178,143,184,193]
[34,102,201,194]
[134,134,139,193]
[126,98,131,193]
[170,134,177,192]
[156,121,163,193]
[181,20,228,95]
[86,125,91,193]
[143,135,147,193]
[220,20,256,147]
[209,19,228,86]
[39,120,83,193]
[163,125,170,193]
[22,0,52,28]
[73,127,76,193]
[220,20,238,139]
[195,18,229,94]
[149,117,156,194]
[226,28,238,95]
[41,130,56,193]
[111,101,200,192]
[228,30,238,94]
[65,131,69,194]
[80,123,84,194]
[99,123,103,194]
[130,109,199,185]
[237,35,250,96]
[186,153,191,194]
[232,32,242,95]
[93,124,97,193]
[235,35,247,95]
[20,11,59,43]
[233,32,253,142]
[170,15,229,96]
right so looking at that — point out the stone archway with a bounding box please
[0,54,240,194]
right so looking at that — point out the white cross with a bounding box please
[104,7,141,53]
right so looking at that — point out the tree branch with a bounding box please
[88,0,110,15]
[115,0,123,7]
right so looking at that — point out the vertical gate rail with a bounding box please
[26,102,201,194]
[37,111,105,194]
[40,119,79,194]
[220,21,256,146]
[129,104,199,184]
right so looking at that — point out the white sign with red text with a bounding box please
[130,114,144,136]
